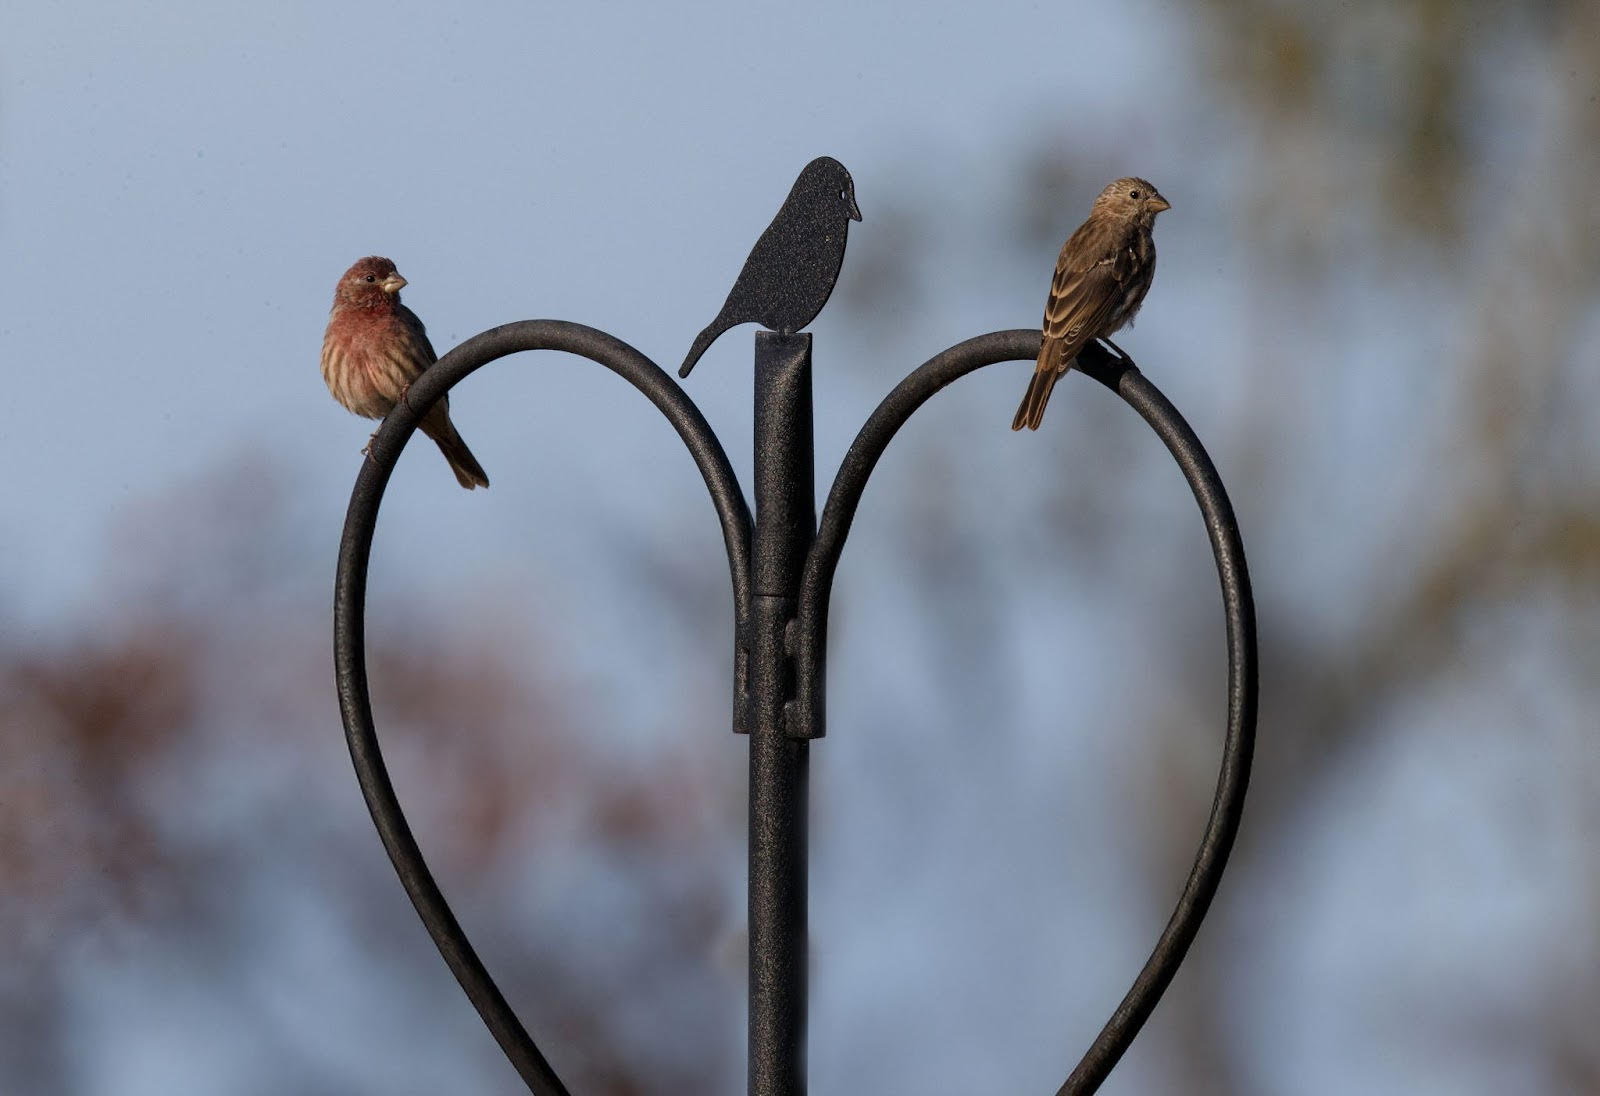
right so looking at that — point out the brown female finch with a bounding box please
[320,256,490,489]
[1012,177,1170,431]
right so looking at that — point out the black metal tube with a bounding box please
[334,320,752,1095]
[789,330,1256,1094]
[1056,356,1256,1096]
[746,332,814,1096]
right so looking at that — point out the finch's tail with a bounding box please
[421,409,490,490]
[1011,341,1068,431]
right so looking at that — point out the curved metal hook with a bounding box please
[334,320,753,1096]
[791,329,1257,1094]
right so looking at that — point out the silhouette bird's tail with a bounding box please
[420,406,490,490]
[1012,340,1069,431]
[678,321,724,379]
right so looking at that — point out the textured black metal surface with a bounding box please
[1056,347,1257,1096]
[790,330,1257,1093]
[678,157,861,379]
[746,332,815,1096]
[333,173,1256,1096]
[334,320,751,1095]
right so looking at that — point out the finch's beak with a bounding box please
[1149,196,1171,213]
[845,190,863,222]
[381,273,407,294]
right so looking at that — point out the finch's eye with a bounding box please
[1129,189,1142,200]
[364,274,376,283]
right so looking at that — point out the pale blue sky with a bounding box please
[4,3,1590,1094]
[0,0,1202,626]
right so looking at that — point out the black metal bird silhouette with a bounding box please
[678,156,862,379]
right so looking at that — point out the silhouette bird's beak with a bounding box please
[844,188,863,222]
[1148,195,1171,213]
[381,273,407,294]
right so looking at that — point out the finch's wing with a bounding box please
[396,304,439,367]
[1017,223,1137,431]
[1041,228,1128,365]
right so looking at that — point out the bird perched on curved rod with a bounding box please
[678,156,862,379]
[1013,176,1170,431]
[321,256,490,489]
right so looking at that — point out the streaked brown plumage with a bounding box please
[1013,177,1170,431]
[320,256,489,489]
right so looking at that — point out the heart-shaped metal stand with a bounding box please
[334,320,1256,1095]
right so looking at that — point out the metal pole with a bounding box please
[747,331,814,1096]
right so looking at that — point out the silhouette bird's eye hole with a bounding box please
[1129,189,1142,200]
[839,188,848,202]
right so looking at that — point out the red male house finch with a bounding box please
[320,256,489,489]
[1012,177,1170,431]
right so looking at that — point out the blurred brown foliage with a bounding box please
[1023,2,1598,1091]
[830,1,1599,1091]
[0,459,740,1094]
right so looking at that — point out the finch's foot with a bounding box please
[398,382,415,412]
[362,431,377,457]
